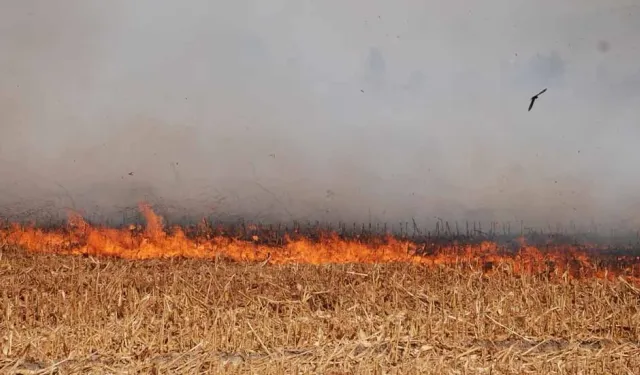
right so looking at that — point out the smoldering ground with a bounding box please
[1,1,640,231]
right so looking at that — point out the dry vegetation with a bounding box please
[0,245,639,375]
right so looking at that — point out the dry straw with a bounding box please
[0,246,639,374]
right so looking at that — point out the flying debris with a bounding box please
[528,88,547,111]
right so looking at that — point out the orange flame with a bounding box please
[2,203,639,284]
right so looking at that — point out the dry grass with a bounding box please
[0,246,639,374]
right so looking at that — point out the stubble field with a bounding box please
[1,245,639,375]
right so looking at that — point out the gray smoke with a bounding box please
[1,0,640,231]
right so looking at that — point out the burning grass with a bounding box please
[1,203,640,374]
[1,203,640,284]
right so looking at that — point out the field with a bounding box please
[1,206,640,374]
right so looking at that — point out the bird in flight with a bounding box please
[528,88,547,111]
[128,172,134,176]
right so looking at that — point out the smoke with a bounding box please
[1,0,640,230]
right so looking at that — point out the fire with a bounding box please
[1,203,639,284]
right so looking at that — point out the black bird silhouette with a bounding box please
[128,172,134,176]
[528,88,547,111]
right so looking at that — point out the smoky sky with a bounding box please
[1,0,640,229]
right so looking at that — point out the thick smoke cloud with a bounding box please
[1,0,640,231]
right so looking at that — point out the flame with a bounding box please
[2,202,639,284]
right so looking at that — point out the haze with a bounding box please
[1,0,640,231]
